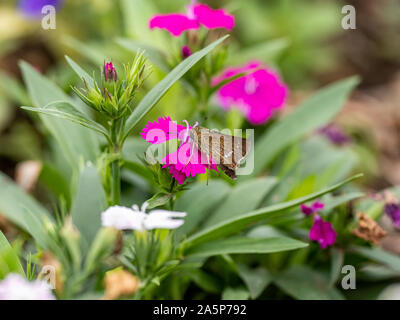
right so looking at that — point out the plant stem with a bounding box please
[110,157,121,205]
[109,119,122,205]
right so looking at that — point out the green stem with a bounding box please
[109,119,122,205]
[110,157,121,205]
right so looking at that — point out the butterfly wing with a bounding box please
[190,126,251,173]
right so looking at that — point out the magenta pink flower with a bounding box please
[141,117,217,184]
[104,61,118,82]
[149,2,234,37]
[212,61,288,125]
[149,14,199,37]
[182,45,192,59]
[309,215,337,249]
[300,200,324,216]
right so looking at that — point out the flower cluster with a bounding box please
[301,200,337,249]
[0,274,55,300]
[212,61,288,125]
[149,2,235,37]
[101,202,186,231]
[141,117,217,184]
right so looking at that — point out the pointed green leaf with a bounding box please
[20,61,100,169]
[65,56,95,87]
[204,177,277,227]
[71,164,107,247]
[0,232,25,279]
[274,266,344,300]
[252,76,359,176]
[186,236,307,258]
[183,174,362,248]
[236,263,271,299]
[0,173,51,248]
[22,101,109,138]
[123,35,229,139]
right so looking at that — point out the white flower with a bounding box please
[0,274,55,300]
[101,205,146,230]
[101,202,186,231]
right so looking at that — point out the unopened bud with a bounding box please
[181,46,192,59]
[104,61,118,82]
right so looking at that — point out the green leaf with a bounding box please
[84,228,117,274]
[0,172,51,248]
[222,287,250,300]
[122,35,229,140]
[252,76,359,176]
[20,61,100,169]
[22,101,109,139]
[0,231,25,278]
[186,236,307,258]
[204,177,277,227]
[184,269,222,294]
[330,249,344,287]
[350,246,400,273]
[146,193,173,209]
[236,263,271,299]
[39,163,72,209]
[71,164,107,247]
[274,266,344,300]
[183,174,362,248]
[0,71,30,105]
[65,56,95,87]
[175,180,230,239]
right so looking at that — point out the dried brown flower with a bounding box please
[103,269,139,300]
[352,212,387,245]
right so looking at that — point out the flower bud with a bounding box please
[104,61,118,82]
[181,45,192,59]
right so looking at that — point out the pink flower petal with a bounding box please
[161,142,217,184]
[300,200,325,216]
[149,14,199,37]
[214,63,288,125]
[140,117,187,144]
[191,4,235,30]
[211,61,262,86]
[309,215,337,249]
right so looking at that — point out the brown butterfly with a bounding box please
[189,126,251,179]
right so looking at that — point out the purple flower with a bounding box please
[300,200,324,216]
[309,215,337,249]
[103,61,118,82]
[0,274,55,300]
[318,124,351,146]
[18,0,62,18]
[384,203,400,228]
